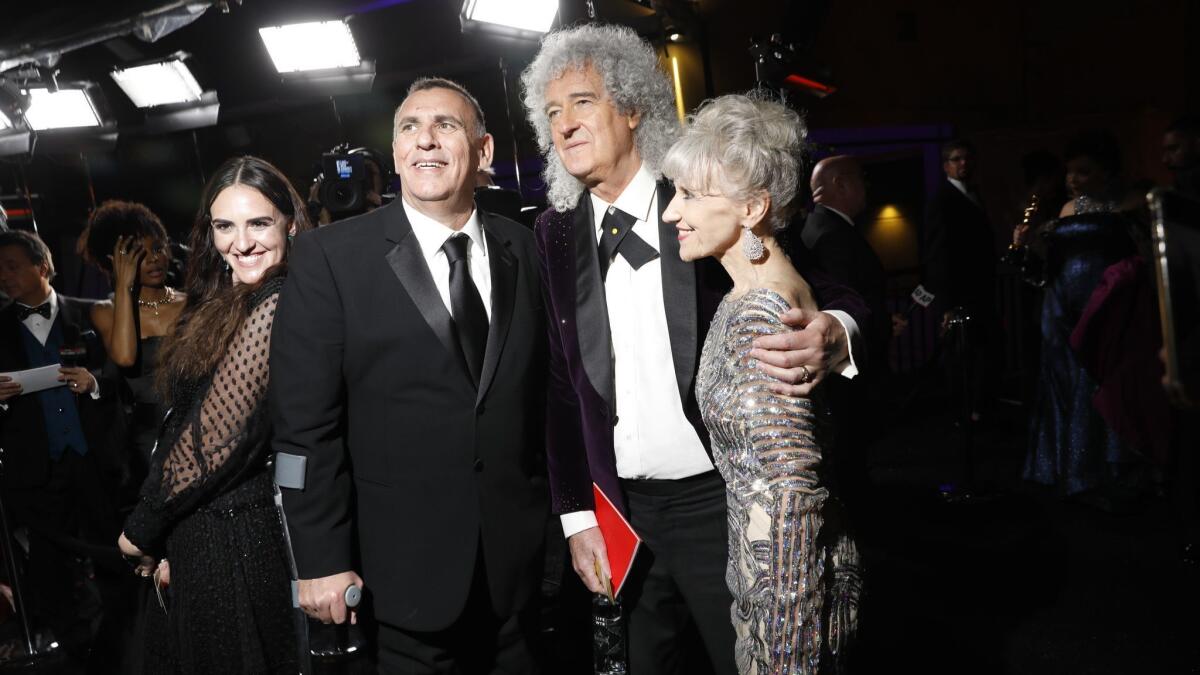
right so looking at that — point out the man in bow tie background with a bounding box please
[0,228,122,665]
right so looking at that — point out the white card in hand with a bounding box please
[0,364,67,395]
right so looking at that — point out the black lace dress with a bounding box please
[123,277,297,674]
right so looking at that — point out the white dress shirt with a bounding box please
[403,199,492,320]
[948,177,981,206]
[19,289,59,345]
[561,166,715,537]
[7,290,100,405]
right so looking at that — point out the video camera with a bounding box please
[312,144,392,221]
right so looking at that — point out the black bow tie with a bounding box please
[597,205,658,280]
[17,302,51,321]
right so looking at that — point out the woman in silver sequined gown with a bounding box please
[662,94,862,674]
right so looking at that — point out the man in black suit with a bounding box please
[800,155,890,529]
[802,156,889,371]
[922,139,998,418]
[271,78,548,673]
[0,229,120,660]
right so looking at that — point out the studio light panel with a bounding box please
[111,59,204,108]
[462,0,558,34]
[23,88,102,130]
[258,21,362,73]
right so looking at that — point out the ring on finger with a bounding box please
[798,365,812,384]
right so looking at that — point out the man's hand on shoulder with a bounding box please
[749,308,850,397]
[299,570,364,625]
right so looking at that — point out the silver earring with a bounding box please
[741,228,764,261]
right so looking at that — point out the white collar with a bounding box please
[948,177,971,197]
[820,204,856,227]
[18,288,57,316]
[403,199,488,261]
[590,163,658,232]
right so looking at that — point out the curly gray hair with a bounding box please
[520,23,680,212]
[661,93,807,233]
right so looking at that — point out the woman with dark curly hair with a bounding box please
[116,156,312,673]
[80,201,187,480]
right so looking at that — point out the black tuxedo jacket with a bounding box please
[271,200,548,632]
[922,180,997,316]
[801,205,890,372]
[0,295,118,489]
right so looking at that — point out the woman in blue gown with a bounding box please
[1019,132,1145,504]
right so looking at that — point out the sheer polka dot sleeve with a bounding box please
[124,286,281,554]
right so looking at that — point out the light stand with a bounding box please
[938,308,996,505]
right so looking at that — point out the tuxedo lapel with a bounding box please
[476,216,516,404]
[655,179,697,403]
[572,194,615,411]
[382,204,472,385]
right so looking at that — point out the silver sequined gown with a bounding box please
[696,288,863,675]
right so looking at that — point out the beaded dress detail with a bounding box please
[123,277,296,674]
[696,288,862,675]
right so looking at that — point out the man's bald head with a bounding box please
[810,155,866,218]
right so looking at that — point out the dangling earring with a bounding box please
[741,227,764,261]
[223,259,231,273]
[287,233,294,245]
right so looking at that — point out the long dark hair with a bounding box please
[158,156,313,390]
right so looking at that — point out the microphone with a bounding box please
[903,284,935,317]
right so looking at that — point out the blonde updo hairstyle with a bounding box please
[662,93,807,233]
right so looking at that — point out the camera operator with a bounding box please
[307,145,393,226]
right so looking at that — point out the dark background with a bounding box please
[3,3,1198,673]
[0,0,1194,298]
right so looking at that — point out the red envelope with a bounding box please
[592,483,641,598]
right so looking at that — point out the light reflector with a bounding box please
[111,59,204,108]
[462,0,557,34]
[258,21,362,73]
[23,88,102,130]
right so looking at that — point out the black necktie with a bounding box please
[442,234,489,385]
[17,302,51,321]
[597,205,659,281]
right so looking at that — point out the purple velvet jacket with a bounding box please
[535,181,870,517]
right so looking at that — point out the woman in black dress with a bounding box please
[118,156,313,673]
[80,201,187,493]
